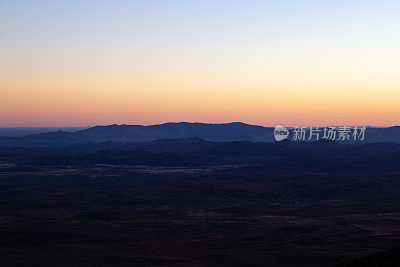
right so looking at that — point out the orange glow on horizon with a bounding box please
[1,1,400,127]
[1,75,399,127]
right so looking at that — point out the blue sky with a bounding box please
[1,0,399,126]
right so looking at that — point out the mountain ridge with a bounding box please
[0,122,399,147]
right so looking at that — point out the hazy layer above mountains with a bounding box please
[0,122,399,147]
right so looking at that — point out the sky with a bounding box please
[0,0,399,127]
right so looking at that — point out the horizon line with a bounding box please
[0,122,397,128]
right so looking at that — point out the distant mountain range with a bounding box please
[0,127,89,137]
[0,122,399,147]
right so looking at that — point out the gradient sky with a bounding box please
[1,0,399,127]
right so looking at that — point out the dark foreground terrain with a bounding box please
[1,139,400,266]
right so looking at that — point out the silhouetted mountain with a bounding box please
[0,122,274,147]
[75,122,273,142]
[0,127,89,137]
[0,122,400,147]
